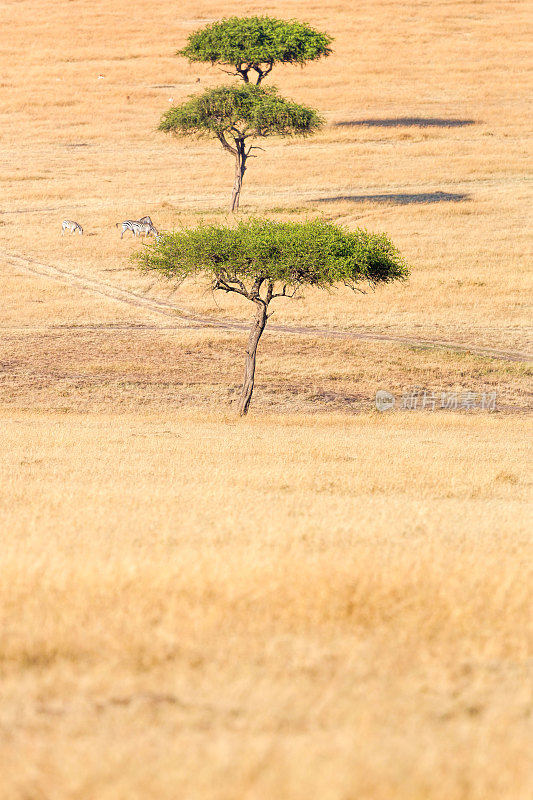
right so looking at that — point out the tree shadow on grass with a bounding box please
[335,117,476,128]
[316,191,469,205]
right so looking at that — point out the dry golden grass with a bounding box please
[1,321,531,415]
[1,411,531,800]
[0,1,532,798]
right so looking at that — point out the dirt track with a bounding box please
[3,250,532,364]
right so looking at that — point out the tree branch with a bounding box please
[218,67,241,78]
[253,61,274,84]
[249,275,265,302]
[272,283,301,299]
[216,132,237,156]
[221,273,249,296]
[343,280,367,294]
[235,62,251,83]
[245,144,265,157]
[213,275,249,298]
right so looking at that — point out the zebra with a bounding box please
[116,220,159,239]
[62,219,83,235]
[138,216,162,241]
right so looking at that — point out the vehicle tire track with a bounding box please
[3,250,532,363]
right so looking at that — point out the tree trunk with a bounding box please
[230,142,247,213]
[238,301,267,416]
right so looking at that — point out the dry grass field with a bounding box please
[0,0,532,798]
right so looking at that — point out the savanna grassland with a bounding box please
[0,1,531,798]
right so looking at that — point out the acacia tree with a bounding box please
[135,219,409,416]
[179,16,333,84]
[159,84,322,212]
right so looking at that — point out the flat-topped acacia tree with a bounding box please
[135,219,409,416]
[179,16,333,84]
[159,84,322,212]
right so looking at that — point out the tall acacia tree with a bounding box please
[135,219,409,416]
[159,84,322,212]
[179,16,333,85]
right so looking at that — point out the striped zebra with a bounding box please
[116,219,159,239]
[62,219,83,235]
[138,217,162,241]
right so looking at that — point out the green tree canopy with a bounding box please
[134,219,409,414]
[159,85,323,211]
[159,84,322,146]
[136,218,408,291]
[179,16,333,84]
